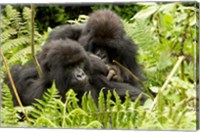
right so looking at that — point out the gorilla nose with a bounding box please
[74,69,87,81]
[76,73,86,80]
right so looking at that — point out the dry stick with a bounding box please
[31,4,42,77]
[150,56,185,111]
[0,49,29,120]
[112,60,154,99]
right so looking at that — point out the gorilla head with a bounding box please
[40,39,93,99]
[85,9,124,39]
[80,9,125,50]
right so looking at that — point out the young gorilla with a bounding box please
[5,39,99,106]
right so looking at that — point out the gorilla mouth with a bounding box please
[69,77,89,91]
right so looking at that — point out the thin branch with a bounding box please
[150,56,185,111]
[31,4,42,77]
[179,12,191,80]
[113,60,154,99]
[0,48,29,120]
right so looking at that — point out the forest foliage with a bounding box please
[0,2,197,130]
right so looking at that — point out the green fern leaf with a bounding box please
[98,89,105,112]
[2,36,30,53]
[1,28,17,43]
[1,84,19,127]
[8,45,41,65]
[30,82,60,121]
[85,120,102,128]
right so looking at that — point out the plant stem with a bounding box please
[31,4,42,77]
[150,56,185,111]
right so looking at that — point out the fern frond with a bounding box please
[29,82,60,122]
[1,84,19,127]
[1,15,10,28]
[4,5,20,20]
[8,45,41,65]
[33,116,57,128]
[2,5,43,65]
[85,120,102,128]
[1,28,17,43]
[130,19,159,49]
[2,36,30,53]
[65,89,79,112]
[4,5,23,31]
[22,7,31,20]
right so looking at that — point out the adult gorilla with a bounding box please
[79,9,144,87]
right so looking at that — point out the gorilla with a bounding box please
[80,9,144,86]
[5,39,97,106]
[48,9,144,89]
[5,39,146,106]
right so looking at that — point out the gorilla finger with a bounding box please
[90,54,102,60]
[106,69,116,80]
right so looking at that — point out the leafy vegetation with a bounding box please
[0,3,197,130]
[1,5,45,66]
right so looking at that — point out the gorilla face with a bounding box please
[64,61,89,89]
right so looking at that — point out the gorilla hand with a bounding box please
[106,64,123,82]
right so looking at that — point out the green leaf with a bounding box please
[85,120,102,128]
[67,108,88,117]
[159,3,177,14]
[157,89,165,113]
[87,92,98,112]
[189,14,196,26]
[149,86,159,93]
[132,4,159,19]
[98,89,105,112]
